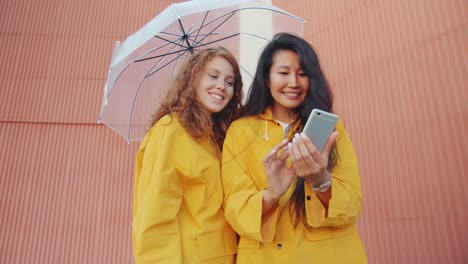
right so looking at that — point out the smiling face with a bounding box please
[268,49,309,122]
[195,56,235,114]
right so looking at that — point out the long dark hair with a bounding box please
[241,33,337,227]
[153,47,243,151]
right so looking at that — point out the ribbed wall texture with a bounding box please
[0,1,180,263]
[0,0,466,263]
[0,122,138,263]
[274,0,468,263]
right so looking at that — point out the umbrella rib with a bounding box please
[170,40,190,80]
[239,64,254,79]
[106,39,182,101]
[133,36,185,63]
[159,31,182,37]
[193,31,271,42]
[187,6,303,46]
[138,5,304,63]
[188,11,236,48]
[200,7,303,30]
[189,11,209,48]
[191,33,240,49]
[177,18,194,54]
[135,34,194,61]
[144,37,186,77]
[183,11,207,41]
[128,48,191,139]
[145,49,190,78]
[189,11,235,34]
[190,33,262,80]
[109,38,185,99]
[146,36,188,79]
[108,4,305,140]
[187,8,240,41]
[127,36,186,138]
[135,42,189,63]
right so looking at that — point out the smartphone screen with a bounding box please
[302,109,339,152]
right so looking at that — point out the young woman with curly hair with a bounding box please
[132,47,243,264]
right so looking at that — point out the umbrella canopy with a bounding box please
[98,0,305,142]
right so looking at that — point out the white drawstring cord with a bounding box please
[264,120,269,141]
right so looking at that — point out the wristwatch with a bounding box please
[311,180,332,193]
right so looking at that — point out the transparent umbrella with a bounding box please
[98,0,305,142]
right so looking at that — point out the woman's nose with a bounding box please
[215,80,226,90]
[288,75,299,87]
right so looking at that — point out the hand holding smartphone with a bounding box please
[302,109,339,152]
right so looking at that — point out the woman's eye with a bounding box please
[226,81,234,86]
[279,72,288,75]
[209,75,218,79]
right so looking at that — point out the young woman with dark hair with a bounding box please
[132,47,243,263]
[222,33,367,263]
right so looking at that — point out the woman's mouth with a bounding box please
[209,92,224,101]
[282,91,301,98]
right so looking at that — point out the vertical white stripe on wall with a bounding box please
[240,0,273,97]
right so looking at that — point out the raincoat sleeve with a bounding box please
[221,122,278,242]
[132,121,190,264]
[304,118,363,228]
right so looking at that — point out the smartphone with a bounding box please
[302,109,339,152]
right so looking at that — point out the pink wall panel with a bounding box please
[0,0,467,263]
[0,122,139,263]
[275,0,468,263]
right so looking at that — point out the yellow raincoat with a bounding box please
[133,114,237,264]
[222,108,367,263]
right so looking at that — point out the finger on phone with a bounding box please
[277,146,290,161]
[323,131,338,156]
[264,139,289,162]
[299,132,319,153]
[271,139,289,153]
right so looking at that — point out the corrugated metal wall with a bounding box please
[274,0,467,263]
[0,0,466,263]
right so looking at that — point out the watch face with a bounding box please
[318,181,331,192]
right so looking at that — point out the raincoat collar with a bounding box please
[259,107,275,121]
[258,107,303,141]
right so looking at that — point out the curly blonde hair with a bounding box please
[152,47,243,151]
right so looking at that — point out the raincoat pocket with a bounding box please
[305,228,334,241]
[196,229,237,260]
